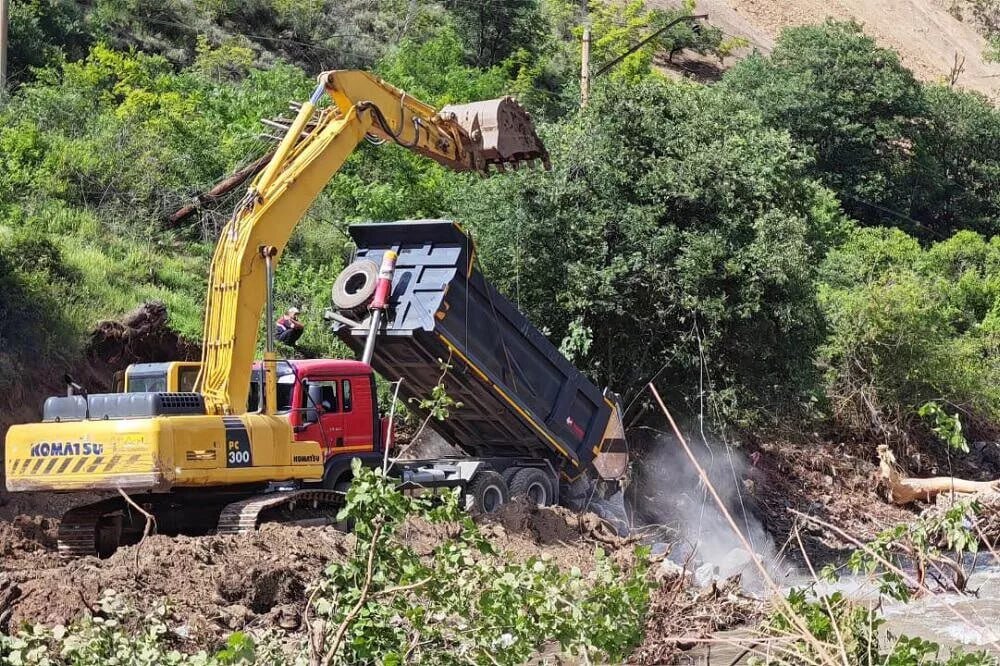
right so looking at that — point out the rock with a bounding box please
[693,562,720,588]
[221,604,251,630]
[649,541,670,557]
[719,548,754,577]
[275,606,301,631]
[655,558,688,582]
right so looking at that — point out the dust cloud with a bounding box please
[627,431,791,591]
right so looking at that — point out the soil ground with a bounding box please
[0,499,761,662]
[0,434,914,663]
[650,0,1000,98]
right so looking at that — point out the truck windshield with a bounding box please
[247,369,295,413]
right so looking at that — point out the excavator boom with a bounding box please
[197,70,547,416]
[4,70,551,557]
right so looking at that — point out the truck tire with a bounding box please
[509,468,553,507]
[466,471,509,514]
[332,259,378,316]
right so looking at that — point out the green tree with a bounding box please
[445,0,544,68]
[453,78,847,422]
[818,228,1000,436]
[721,21,925,233]
[5,0,89,86]
[907,84,1000,238]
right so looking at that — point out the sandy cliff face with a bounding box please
[652,0,1000,98]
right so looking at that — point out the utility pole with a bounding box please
[580,27,591,108]
[0,0,8,94]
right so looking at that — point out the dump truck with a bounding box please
[327,220,627,506]
[3,70,625,558]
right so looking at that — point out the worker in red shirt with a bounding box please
[276,307,304,346]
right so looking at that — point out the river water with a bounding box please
[682,564,1000,664]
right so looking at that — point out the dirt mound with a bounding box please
[1,502,641,642]
[88,301,200,369]
[4,524,352,636]
[478,499,638,571]
[745,436,913,562]
[0,516,59,562]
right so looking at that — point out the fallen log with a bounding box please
[877,444,1000,505]
[166,148,275,227]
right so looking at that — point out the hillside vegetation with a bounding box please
[2,0,1000,451]
[7,2,1000,664]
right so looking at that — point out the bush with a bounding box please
[818,228,1000,436]
[0,228,78,369]
[0,591,284,665]
[308,461,651,665]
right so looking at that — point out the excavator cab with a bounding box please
[122,362,201,393]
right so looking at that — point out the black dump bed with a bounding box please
[335,220,619,478]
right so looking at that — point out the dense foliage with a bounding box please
[2,4,1000,440]
[819,229,1000,435]
[454,78,845,422]
[722,21,1000,241]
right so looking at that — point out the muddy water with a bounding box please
[684,565,1000,664]
[880,566,1000,650]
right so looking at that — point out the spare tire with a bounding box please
[332,259,378,316]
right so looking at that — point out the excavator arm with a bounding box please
[197,70,547,415]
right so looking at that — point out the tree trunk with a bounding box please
[877,444,1000,504]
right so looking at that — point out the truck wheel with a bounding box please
[332,259,378,316]
[502,467,520,485]
[509,468,553,507]
[466,471,509,514]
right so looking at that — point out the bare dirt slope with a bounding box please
[652,0,1000,97]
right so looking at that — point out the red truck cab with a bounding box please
[248,359,388,469]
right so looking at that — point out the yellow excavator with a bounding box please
[3,70,548,557]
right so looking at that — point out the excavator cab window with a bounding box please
[112,370,126,393]
[177,366,199,392]
[129,375,168,393]
[247,370,295,413]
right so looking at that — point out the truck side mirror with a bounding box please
[304,383,322,424]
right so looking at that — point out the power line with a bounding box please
[594,14,708,78]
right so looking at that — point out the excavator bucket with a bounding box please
[441,97,551,173]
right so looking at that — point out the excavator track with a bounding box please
[56,490,345,558]
[57,497,129,559]
[216,489,345,535]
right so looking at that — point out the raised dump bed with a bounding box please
[333,220,625,481]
